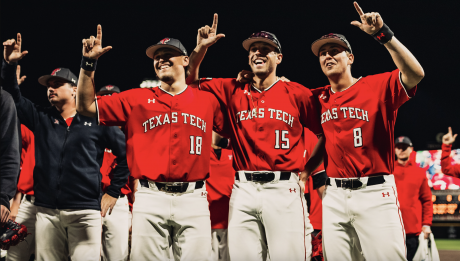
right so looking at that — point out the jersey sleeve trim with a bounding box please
[399,71,413,99]
[95,98,101,125]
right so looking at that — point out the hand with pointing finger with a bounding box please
[3,33,28,64]
[82,25,112,60]
[443,127,457,145]
[197,13,225,48]
[350,2,384,35]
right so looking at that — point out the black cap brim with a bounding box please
[38,75,75,87]
[311,38,350,57]
[242,38,280,52]
[146,45,185,59]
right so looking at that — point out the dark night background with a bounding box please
[1,0,459,150]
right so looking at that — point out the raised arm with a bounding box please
[76,25,112,117]
[351,2,424,89]
[441,127,460,178]
[187,14,225,84]
[2,34,40,131]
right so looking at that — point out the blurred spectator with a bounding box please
[394,136,432,261]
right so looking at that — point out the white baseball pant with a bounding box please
[35,206,102,261]
[211,229,229,261]
[130,181,212,261]
[101,195,130,261]
[228,172,313,261]
[6,196,37,261]
[322,174,406,261]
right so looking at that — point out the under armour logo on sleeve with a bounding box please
[289,188,296,193]
[54,119,59,124]
[382,192,390,197]
[84,122,92,126]
[86,62,94,67]
[148,99,155,103]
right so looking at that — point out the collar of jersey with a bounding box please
[158,85,188,96]
[251,78,280,93]
[330,76,362,94]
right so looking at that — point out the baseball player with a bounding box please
[394,136,433,261]
[76,25,225,261]
[2,33,129,261]
[302,129,326,235]
[97,85,132,261]
[187,15,323,261]
[207,132,234,261]
[441,127,460,178]
[6,125,36,261]
[302,128,326,261]
[307,2,424,260]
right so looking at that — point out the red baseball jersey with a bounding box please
[303,128,324,230]
[18,125,35,196]
[96,86,224,181]
[312,70,416,178]
[207,147,235,229]
[100,149,132,196]
[394,160,432,235]
[198,78,322,172]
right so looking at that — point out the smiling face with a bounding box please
[395,144,413,161]
[153,48,189,83]
[248,42,282,78]
[318,43,353,78]
[47,78,76,105]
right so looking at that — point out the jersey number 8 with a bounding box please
[353,128,363,147]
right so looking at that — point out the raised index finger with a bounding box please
[353,2,364,16]
[212,13,218,32]
[17,33,22,46]
[97,24,103,41]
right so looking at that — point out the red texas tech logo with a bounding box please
[160,38,170,44]
[289,188,296,193]
[51,68,61,76]
[382,192,390,197]
[105,85,114,90]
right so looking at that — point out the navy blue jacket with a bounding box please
[1,60,129,210]
[0,88,20,210]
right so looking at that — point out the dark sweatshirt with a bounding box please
[0,88,20,210]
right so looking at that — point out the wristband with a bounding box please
[373,23,394,45]
[81,56,97,71]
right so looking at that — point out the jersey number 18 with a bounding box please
[190,135,202,155]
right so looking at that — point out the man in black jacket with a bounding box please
[2,33,129,261]
[0,83,20,226]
